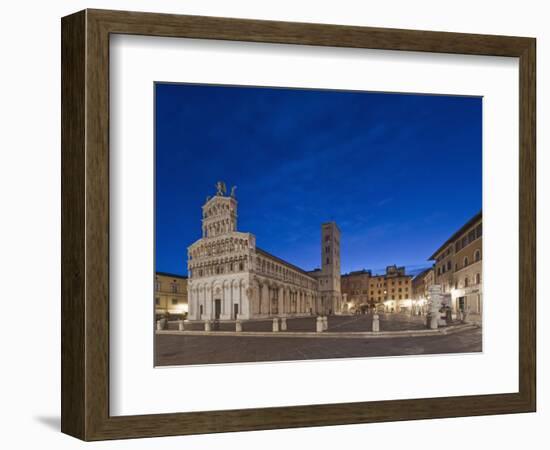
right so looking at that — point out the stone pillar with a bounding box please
[263,284,268,316]
[178,320,185,331]
[204,320,211,332]
[235,320,242,332]
[316,316,324,333]
[156,319,165,331]
[207,286,213,320]
[323,316,328,331]
[372,313,380,332]
[241,284,250,319]
[280,316,287,331]
[272,317,279,332]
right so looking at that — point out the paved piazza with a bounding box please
[155,314,482,366]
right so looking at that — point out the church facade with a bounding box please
[187,182,342,321]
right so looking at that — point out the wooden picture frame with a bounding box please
[61,8,536,441]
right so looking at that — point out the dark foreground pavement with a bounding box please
[155,325,482,366]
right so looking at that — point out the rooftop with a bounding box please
[412,267,433,281]
[155,271,188,280]
[428,210,482,260]
[256,247,317,279]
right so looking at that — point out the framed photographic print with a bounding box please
[61,9,536,441]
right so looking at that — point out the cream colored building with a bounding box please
[154,272,188,317]
[341,265,413,313]
[429,211,482,321]
[186,182,342,321]
[374,265,413,313]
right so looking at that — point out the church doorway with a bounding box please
[233,303,239,319]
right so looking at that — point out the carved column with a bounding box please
[278,285,284,316]
[257,283,262,315]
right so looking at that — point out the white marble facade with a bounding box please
[187,182,341,321]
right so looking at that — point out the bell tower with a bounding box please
[201,181,238,238]
[319,222,342,314]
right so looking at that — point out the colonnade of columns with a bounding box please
[188,277,248,320]
[254,281,317,317]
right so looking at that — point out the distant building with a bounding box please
[155,272,188,317]
[341,265,413,313]
[376,265,413,313]
[341,269,371,313]
[412,267,434,301]
[186,182,342,321]
[411,267,434,313]
[429,211,482,321]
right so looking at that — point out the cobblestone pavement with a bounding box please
[165,313,435,333]
[155,323,482,366]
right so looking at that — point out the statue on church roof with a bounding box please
[230,185,237,198]
[215,181,226,196]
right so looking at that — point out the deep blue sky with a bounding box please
[155,83,481,277]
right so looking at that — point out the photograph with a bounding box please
[153,83,483,366]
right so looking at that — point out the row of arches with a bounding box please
[188,277,248,320]
[252,279,319,316]
[187,276,324,320]
[203,218,236,237]
[255,256,317,290]
[189,257,247,279]
[203,200,233,219]
[189,237,249,260]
